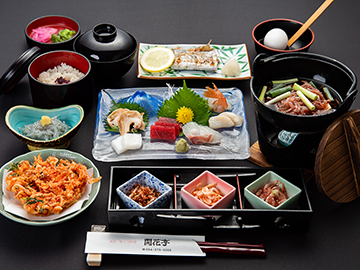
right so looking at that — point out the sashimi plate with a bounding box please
[137,43,251,80]
[92,86,250,162]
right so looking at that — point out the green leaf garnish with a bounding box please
[25,197,44,205]
[9,162,19,172]
[157,80,212,126]
[104,101,149,133]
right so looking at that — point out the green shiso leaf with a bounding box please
[104,101,149,133]
[157,80,212,126]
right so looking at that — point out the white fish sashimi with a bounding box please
[209,112,243,129]
[182,122,222,144]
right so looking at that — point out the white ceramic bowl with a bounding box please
[244,171,302,210]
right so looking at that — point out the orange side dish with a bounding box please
[128,184,161,207]
[5,154,101,216]
[191,183,224,206]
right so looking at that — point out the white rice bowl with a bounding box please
[37,63,85,84]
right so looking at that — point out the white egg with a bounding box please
[264,28,288,50]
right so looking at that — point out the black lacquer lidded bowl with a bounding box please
[74,23,137,85]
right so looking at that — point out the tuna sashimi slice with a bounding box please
[150,125,177,140]
[155,121,180,136]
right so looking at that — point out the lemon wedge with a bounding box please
[140,47,175,72]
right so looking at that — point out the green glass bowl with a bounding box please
[5,104,84,150]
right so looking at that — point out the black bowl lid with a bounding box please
[73,23,137,62]
[0,46,41,95]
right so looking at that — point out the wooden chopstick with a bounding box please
[197,241,266,256]
[236,174,243,209]
[287,0,334,47]
[173,174,178,209]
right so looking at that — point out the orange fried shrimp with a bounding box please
[128,184,161,207]
[5,154,101,216]
[204,83,229,113]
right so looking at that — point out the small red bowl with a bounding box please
[28,50,92,111]
[252,18,315,55]
[25,15,81,52]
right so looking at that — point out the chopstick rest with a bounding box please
[86,225,106,267]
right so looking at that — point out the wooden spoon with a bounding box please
[287,0,334,47]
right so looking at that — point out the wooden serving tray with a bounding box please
[315,110,360,203]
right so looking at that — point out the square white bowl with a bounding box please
[181,170,236,209]
[116,170,172,209]
[244,171,302,210]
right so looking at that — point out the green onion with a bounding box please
[272,78,298,85]
[293,83,318,100]
[323,87,334,101]
[259,85,267,102]
[309,81,317,89]
[270,83,285,91]
[296,91,315,110]
[266,85,292,98]
[265,91,292,105]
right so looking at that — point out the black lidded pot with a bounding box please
[250,52,357,168]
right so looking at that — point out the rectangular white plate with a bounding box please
[137,43,251,80]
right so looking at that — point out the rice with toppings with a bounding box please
[20,116,71,141]
[37,63,85,84]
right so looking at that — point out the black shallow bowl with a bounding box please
[74,23,137,86]
[28,50,92,112]
[252,18,314,55]
[25,15,81,52]
[250,52,357,133]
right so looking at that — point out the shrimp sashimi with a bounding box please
[253,180,288,207]
[204,83,231,113]
[182,122,222,144]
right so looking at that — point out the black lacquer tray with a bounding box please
[108,166,312,233]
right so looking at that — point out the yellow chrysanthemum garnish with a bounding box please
[176,106,194,124]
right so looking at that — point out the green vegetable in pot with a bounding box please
[296,90,315,110]
[323,87,334,101]
[265,91,292,105]
[266,85,292,98]
[293,83,318,101]
[259,85,267,102]
[271,78,298,85]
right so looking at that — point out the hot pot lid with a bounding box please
[315,109,360,203]
[0,46,41,95]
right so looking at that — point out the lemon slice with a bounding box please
[140,47,175,72]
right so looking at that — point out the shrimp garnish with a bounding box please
[204,83,229,113]
[253,180,288,207]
